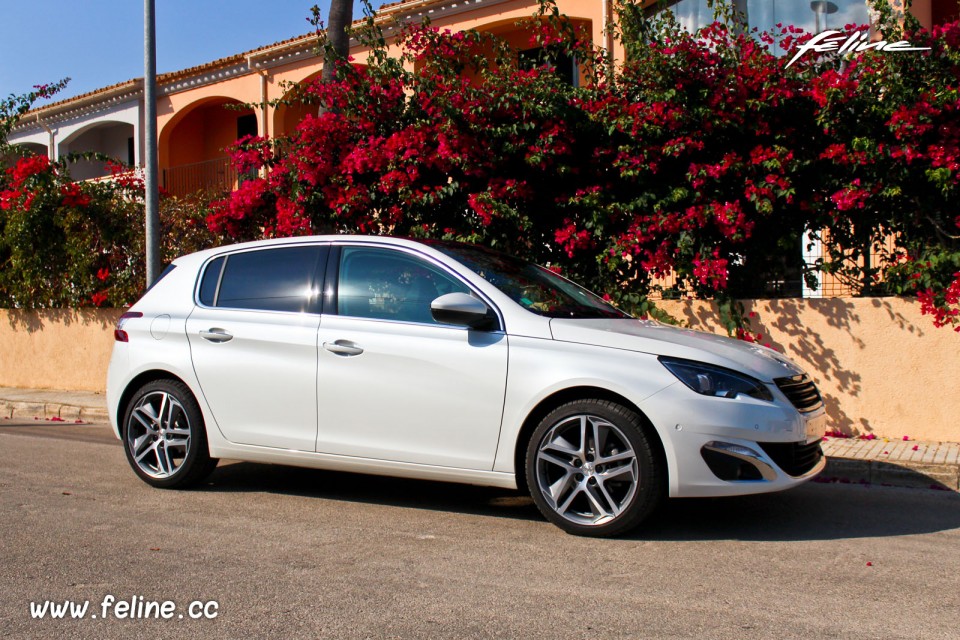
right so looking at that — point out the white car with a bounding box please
[107,235,827,536]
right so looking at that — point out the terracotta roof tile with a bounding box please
[27,78,142,115]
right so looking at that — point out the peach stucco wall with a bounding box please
[155,0,613,171]
[0,299,955,442]
[657,297,958,443]
[0,309,122,393]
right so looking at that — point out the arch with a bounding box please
[159,96,256,197]
[1,143,48,170]
[272,70,324,138]
[58,120,135,181]
[10,142,49,158]
[409,16,595,87]
[478,16,593,87]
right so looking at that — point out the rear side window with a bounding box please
[199,246,327,313]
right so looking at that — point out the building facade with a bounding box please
[7,0,955,196]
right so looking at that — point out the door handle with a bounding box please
[200,328,233,343]
[323,340,363,356]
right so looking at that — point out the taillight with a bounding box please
[114,311,143,342]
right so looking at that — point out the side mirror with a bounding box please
[430,293,494,329]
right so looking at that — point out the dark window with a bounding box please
[127,137,135,167]
[198,257,225,306]
[237,114,258,139]
[212,246,326,313]
[337,247,469,324]
[519,46,577,86]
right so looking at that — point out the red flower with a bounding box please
[7,155,51,187]
[0,189,21,211]
[554,219,593,258]
[60,183,91,208]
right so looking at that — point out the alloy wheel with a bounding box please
[534,414,639,527]
[125,391,192,479]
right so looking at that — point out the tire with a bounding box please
[122,379,217,489]
[525,399,663,537]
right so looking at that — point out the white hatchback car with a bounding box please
[107,235,826,536]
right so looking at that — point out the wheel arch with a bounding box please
[116,369,194,433]
[512,386,668,494]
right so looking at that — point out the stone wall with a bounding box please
[0,309,122,393]
[658,297,957,442]
[0,299,955,441]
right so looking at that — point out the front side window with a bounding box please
[200,246,326,313]
[337,247,470,324]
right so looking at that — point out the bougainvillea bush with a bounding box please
[2,0,958,332]
[0,153,135,307]
[0,84,224,308]
[808,0,960,331]
[209,0,959,332]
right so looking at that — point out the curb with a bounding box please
[0,399,109,424]
[819,457,960,492]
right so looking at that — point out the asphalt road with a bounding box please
[2,420,959,639]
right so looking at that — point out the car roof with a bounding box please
[173,235,446,266]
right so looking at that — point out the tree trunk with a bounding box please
[322,0,353,86]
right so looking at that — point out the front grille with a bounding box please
[758,441,823,477]
[774,374,823,413]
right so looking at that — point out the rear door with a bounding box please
[186,244,327,451]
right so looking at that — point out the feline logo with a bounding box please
[785,30,931,68]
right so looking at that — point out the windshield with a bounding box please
[430,243,630,320]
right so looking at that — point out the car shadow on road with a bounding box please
[633,482,960,542]
[203,461,542,522]
[204,461,960,540]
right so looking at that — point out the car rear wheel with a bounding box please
[526,399,663,537]
[122,379,217,488]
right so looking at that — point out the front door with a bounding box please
[315,245,509,470]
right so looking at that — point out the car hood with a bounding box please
[549,318,805,382]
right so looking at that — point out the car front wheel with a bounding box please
[526,399,663,537]
[122,379,217,488]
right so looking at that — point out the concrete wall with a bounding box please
[658,297,958,443]
[0,298,955,442]
[0,309,121,393]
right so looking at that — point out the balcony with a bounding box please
[162,157,238,199]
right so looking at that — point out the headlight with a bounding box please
[658,357,773,402]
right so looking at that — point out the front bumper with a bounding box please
[638,381,828,498]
